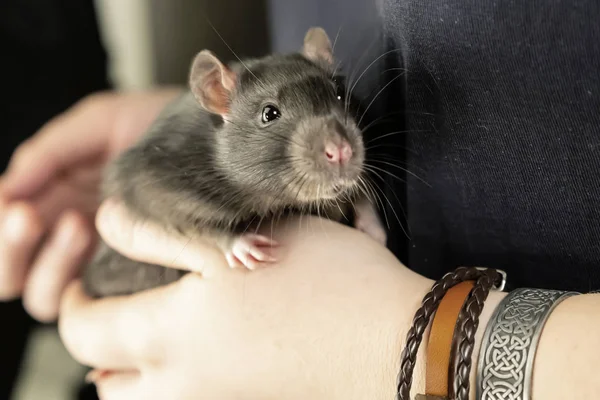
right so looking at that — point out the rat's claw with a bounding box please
[225,251,243,269]
[244,234,279,248]
[226,234,278,270]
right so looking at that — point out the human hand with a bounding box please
[59,199,434,400]
[0,88,182,321]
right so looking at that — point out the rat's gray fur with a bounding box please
[83,42,367,297]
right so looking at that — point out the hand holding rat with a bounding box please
[60,200,428,400]
[0,88,182,321]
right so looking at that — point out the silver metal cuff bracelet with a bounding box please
[476,288,578,400]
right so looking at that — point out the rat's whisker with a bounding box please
[376,184,406,237]
[241,214,259,235]
[365,144,420,157]
[358,72,406,127]
[363,164,402,183]
[367,154,427,173]
[342,33,379,118]
[366,160,430,187]
[365,129,431,144]
[330,26,343,78]
[365,130,410,143]
[356,176,373,203]
[316,185,329,238]
[362,169,410,238]
[348,48,405,106]
[362,178,390,230]
[360,110,406,131]
[354,67,410,115]
[334,199,347,221]
[204,17,265,88]
[345,33,382,105]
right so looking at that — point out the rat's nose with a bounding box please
[325,140,353,165]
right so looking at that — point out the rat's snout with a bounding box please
[323,118,353,166]
[325,140,352,165]
[288,116,363,203]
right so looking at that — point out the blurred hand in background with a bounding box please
[0,88,181,322]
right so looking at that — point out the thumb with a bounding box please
[0,95,113,199]
[95,199,227,277]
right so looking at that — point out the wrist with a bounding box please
[378,269,507,400]
[358,267,433,400]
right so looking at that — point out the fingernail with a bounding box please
[56,218,78,248]
[2,209,27,243]
[85,369,110,383]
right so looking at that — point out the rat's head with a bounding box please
[188,27,364,209]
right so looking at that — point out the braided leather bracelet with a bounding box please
[397,267,504,400]
[449,268,500,400]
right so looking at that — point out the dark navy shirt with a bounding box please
[269,0,600,292]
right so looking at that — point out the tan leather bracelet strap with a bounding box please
[397,267,504,400]
[425,280,475,398]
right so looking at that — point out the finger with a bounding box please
[94,370,142,400]
[96,199,226,276]
[32,175,100,228]
[0,202,45,300]
[1,89,183,200]
[22,211,94,322]
[59,280,176,369]
[0,96,111,199]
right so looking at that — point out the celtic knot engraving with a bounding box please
[478,289,574,400]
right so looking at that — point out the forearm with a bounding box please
[532,293,600,398]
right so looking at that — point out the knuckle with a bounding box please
[10,140,34,166]
[0,284,21,301]
[77,91,115,113]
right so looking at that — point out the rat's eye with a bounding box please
[332,75,346,102]
[261,104,281,124]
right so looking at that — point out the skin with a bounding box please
[2,89,599,399]
[62,202,434,400]
[60,199,600,400]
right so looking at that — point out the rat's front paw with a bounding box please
[354,204,387,246]
[355,216,387,245]
[225,234,279,270]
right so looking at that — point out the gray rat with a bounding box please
[82,27,386,298]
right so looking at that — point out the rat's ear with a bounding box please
[301,27,334,66]
[189,50,237,116]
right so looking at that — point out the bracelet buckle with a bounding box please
[475,267,507,291]
[415,395,447,400]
